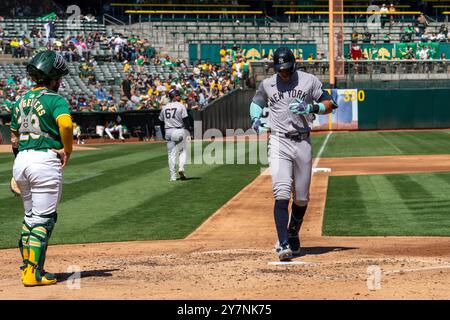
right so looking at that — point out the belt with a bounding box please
[166,127,183,129]
[21,148,50,153]
[271,130,310,142]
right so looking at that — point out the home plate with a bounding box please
[268,261,315,266]
[312,167,331,173]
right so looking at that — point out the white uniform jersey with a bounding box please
[252,71,324,134]
[159,101,188,129]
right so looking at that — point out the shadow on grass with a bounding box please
[182,177,201,181]
[55,268,119,283]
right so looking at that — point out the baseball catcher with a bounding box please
[11,50,73,286]
[250,47,338,261]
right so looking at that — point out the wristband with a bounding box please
[311,103,326,114]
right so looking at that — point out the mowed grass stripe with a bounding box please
[323,172,450,236]
[0,142,263,248]
[0,145,166,202]
[319,131,450,158]
[68,143,166,166]
[53,163,260,244]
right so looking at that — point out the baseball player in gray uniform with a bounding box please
[250,47,338,261]
[159,89,190,181]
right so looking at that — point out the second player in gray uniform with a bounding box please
[250,47,338,261]
[159,89,190,181]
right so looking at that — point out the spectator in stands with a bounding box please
[79,58,92,78]
[439,24,448,36]
[135,54,145,72]
[401,25,414,43]
[29,26,42,39]
[21,75,33,87]
[418,46,428,60]
[362,29,372,44]
[351,30,359,44]
[44,17,56,47]
[95,83,106,102]
[64,40,77,62]
[389,3,396,25]
[401,46,415,60]
[380,4,389,29]
[417,13,428,37]
[159,90,170,106]
[427,44,436,59]
[121,73,132,100]
[77,95,89,111]
[350,43,362,61]
[438,24,448,42]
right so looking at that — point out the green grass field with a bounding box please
[319,130,450,236]
[0,142,263,249]
[323,173,450,236]
[2,130,450,248]
[313,130,450,158]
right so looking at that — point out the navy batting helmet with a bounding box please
[169,89,180,100]
[273,47,295,73]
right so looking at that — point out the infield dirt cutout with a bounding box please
[1,154,450,299]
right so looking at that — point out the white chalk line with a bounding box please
[194,249,272,255]
[312,132,333,170]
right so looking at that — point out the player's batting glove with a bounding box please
[289,98,313,116]
[252,119,268,134]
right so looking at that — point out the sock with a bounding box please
[274,200,290,245]
[288,203,307,235]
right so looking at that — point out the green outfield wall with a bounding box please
[358,88,450,130]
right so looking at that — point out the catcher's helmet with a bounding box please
[169,89,180,100]
[26,50,69,82]
[273,47,295,73]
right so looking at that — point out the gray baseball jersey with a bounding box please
[252,71,323,134]
[159,101,188,129]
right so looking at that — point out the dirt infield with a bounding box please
[1,155,450,299]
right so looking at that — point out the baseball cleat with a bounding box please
[20,265,27,281]
[276,242,293,261]
[22,266,57,287]
[288,233,301,256]
[178,171,187,180]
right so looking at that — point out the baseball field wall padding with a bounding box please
[357,88,450,130]
[191,88,255,135]
[189,43,317,65]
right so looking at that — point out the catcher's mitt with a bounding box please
[10,177,21,196]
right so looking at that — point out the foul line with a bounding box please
[313,132,333,170]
